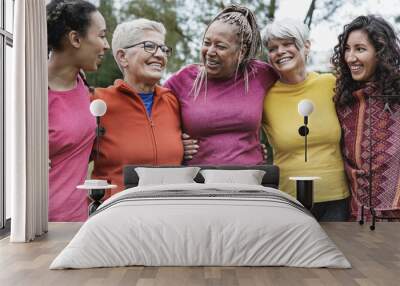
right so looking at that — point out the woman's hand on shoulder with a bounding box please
[182,133,199,160]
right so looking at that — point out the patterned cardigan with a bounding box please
[336,84,400,219]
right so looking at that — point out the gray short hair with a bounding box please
[261,18,310,50]
[112,18,166,71]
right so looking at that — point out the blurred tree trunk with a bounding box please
[306,0,357,27]
[304,0,316,28]
[267,0,277,20]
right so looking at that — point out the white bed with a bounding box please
[50,182,351,269]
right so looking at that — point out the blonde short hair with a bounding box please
[112,18,166,72]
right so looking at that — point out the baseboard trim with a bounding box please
[0,218,11,239]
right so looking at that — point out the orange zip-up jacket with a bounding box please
[91,79,183,196]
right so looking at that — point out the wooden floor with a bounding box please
[0,222,399,286]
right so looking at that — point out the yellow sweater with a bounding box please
[263,72,349,203]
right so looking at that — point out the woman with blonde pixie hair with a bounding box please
[261,18,349,221]
[91,18,183,197]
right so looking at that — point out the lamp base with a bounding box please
[289,177,320,211]
[296,180,314,210]
[88,189,105,215]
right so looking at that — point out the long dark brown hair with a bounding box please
[331,15,400,106]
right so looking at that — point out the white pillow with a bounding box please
[200,169,266,185]
[135,167,200,186]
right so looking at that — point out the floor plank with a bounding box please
[0,222,399,286]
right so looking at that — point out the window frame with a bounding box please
[1,0,14,231]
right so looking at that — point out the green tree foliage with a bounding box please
[120,0,194,74]
[86,0,398,88]
[86,0,122,88]
[175,0,278,65]
[87,0,278,88]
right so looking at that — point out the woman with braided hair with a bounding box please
[332,15,400,221]
[47,0,109,221]
[164,4,278,166]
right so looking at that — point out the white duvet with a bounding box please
[50,183,351,269]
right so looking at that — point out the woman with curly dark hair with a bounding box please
[332,15,400,222]
[47,0,109,221]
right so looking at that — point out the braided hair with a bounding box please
[46,0,97,53]
[213,5,261,69]
[191,4,261,98]
[332,15,400,106]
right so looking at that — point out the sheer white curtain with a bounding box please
[6,0,48,242]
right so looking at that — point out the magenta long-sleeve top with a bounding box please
[164,60,278,165]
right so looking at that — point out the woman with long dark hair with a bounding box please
[332,15,400,221]
[47,0,109,221]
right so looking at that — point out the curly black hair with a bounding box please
[46,0,97,52]
[331,15,400,106]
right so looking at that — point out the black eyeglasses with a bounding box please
[123,41,172,56]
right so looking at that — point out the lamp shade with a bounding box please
[298,99,314,117]
[90,99,107,117]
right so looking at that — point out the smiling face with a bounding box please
[266,38,309,81]
[76,11,110,71]
[344,29,378,82]
[201,21,244,80]
[121,30,167,86]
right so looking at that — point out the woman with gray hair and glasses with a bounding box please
[91,18,183,197]
[164,4,278,166]
[261,18,349,221]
